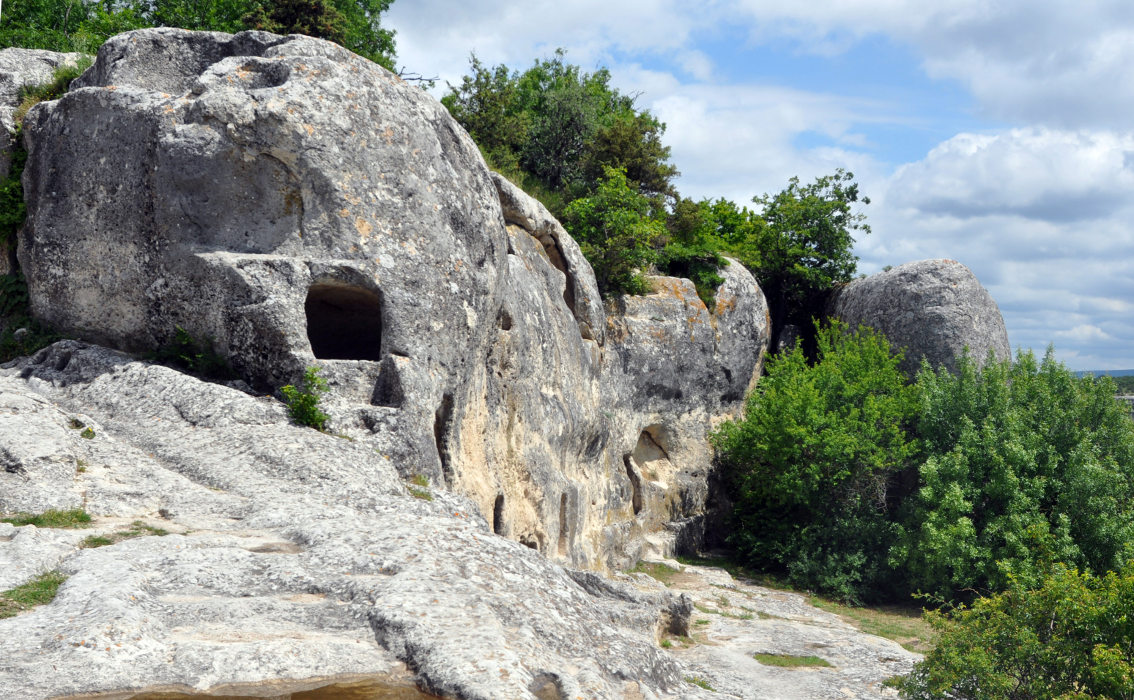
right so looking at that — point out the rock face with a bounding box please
[0,48,84,179]
[828,259,1011,376]
[0,48,84,275]
[15,28,770,571]
[0,342,695,700]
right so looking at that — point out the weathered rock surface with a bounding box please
[15,29,770,570]
[0,342,695,700]
[828,259,1011,376]
[0,342,916,699]
[0,47,84,275]
[0,47,84,179]
[649,559,920,699]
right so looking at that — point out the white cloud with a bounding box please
[888,128,1134,221]
[728,0,1134,128]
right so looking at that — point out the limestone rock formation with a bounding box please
[0,47,84,179]
[0,48,84,275]
[828,259,1011,376]
[15,28,770,570]
[0,342,695,700]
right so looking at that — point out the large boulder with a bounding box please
[15,29,770,571]
[828,258,1011,376]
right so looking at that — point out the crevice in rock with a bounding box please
[497,308,513,331]
[492,494,505,535]
[305,282,382,361]
[623,455,643,515]
[434,393,454,484]
[557,492,569,557]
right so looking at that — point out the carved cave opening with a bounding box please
[305,283,382,361]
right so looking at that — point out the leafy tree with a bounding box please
[712,321,920,603]
[750,168,870,352]
[899,563,1134,699]
[562,167,665,298]
[0,0,397,69]
[893,348,1134,601]
[442,51,677,211]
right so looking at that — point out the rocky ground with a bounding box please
[0,341,919,700]
[621,560,919,700]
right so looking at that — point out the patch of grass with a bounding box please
[695,601,756,621]
[753,653,832,668]
[80,427,95,439]
[629,561,681,586]
[694,618,710,626]
[660,638,673,648]
[1,508,91,528]
[80,521,168,548]
[678,552,935,653]
[0,571,67,618]
[406,474,432,501]
[684,675,715,691]
[807,595,934,654]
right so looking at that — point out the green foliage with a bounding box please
[562,167,665,298]
[684,676,715,691]
[898,563,1134,699]
[893,348,1134,601]
[749,169,869,350]
[713,321,919,603]
[281,366,330,430]
[1,509,91,528]
[629,560,681,586]
[442,51,676,213]
[0,0,396,68]
[1107,374,1134,394]
[150,326,235,380]
[0,571,67,619]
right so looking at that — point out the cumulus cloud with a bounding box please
[728,0,1134,128]
[887,128,1134,221]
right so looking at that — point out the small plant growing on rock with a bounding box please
[281,366,329,430]
[150,326,235,380]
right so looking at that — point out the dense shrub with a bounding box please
[562,167,666,298]
[899,563,1134,699]
[712,321,919,603]
[893,349,1134,601]
[716,330,1134,606]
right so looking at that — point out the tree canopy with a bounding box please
[0,0,397,69]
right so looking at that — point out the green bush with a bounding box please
[898,563,1134,699]
[712,321,919,603]
[562,166,666,298]
[281,366,329,430]
[893,349,1134,601]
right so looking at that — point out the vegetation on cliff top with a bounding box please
[443,53,869,309]
[0,0,398,69]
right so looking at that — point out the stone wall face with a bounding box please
[15,29,770,570]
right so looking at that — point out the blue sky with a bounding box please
[386,0,1134,370]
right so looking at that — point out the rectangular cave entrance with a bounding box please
[305,282,383,360]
